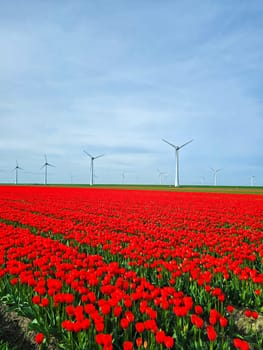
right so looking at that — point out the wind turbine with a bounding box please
[157,169,167,185]
[122,171,126,185]
[250,175,255,186]
[14,160,23,184]
[41,154,55,185]
[83,151,104,186]
[210,168,222,186]
[200,176,206,185]
[121,171,134,185]
[162,138,193,187]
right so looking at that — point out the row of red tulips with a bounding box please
[0,186,262,349]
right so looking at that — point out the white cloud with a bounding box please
[0,1,262,185]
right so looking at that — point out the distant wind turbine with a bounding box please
[41,154,55,185]
[14,160,23,184]
[250,175,255,186]
[162,138,193,187]
[83,151,104,186]
[121,171,134,185]
[122,171,126,185]
[210,168,222,186]
[157,169,167,185]
[200,176,206,185]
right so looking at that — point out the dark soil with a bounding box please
[0,304,57,350]
[232,309,263,334]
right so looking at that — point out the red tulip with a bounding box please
[35,333,44,344]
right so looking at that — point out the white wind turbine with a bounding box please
[250,175,255,186]
[200,176,206,185]
[162,138,193,187]
[83,151,104,186]
[122,171,126,185]
[210,168,222,186]
[14,160,23,184]
[157,169,167,185]
[41,154,55,185]
[121,171,134,185]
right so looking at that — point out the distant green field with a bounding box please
[2,183,262,194]
[92,184,263,194]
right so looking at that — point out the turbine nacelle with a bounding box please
[162,139,193,151]
[41,154,55,169]
[83,150,104,160]
[14,160,23,171]
[210,167,222,174]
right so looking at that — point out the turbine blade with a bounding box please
[47,163,55,167]
[179,139,193,149]
[84,150,92,158]
[45,154,47,162]
[40,164,46,170]
[94,154,104,159]
[162,139,176,148]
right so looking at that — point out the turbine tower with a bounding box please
[83,151,104,186]
[14,160,23,184]
[162,138,193,187]
[250,175,255,186]
[41,154,55,185]
[210,168,222,186]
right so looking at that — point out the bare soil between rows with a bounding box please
[0,304,57,350]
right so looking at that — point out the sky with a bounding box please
[0,0,262,186]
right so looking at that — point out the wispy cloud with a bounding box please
[0,0,262,185]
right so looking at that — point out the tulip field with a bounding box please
[0,185,262,350]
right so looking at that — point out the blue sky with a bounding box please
[0,0,262,186]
